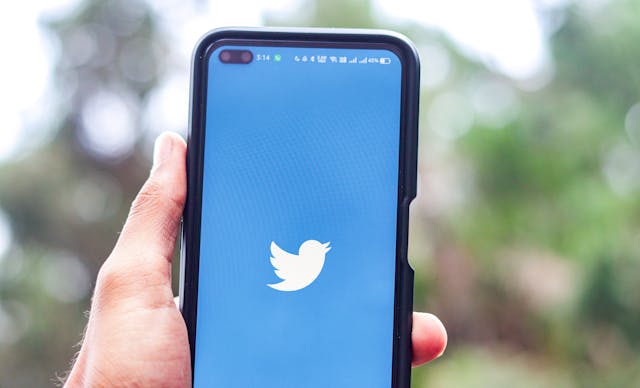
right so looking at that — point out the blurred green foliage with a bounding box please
[0,0,639,386]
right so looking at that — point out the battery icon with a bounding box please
[274,54,282,62]
[380,57,391,64]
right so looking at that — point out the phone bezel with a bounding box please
[180,27,419,387]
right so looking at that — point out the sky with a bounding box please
[0,0,560,164]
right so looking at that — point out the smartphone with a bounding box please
[180,27,419,387]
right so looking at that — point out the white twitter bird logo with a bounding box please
[267,240,331,292]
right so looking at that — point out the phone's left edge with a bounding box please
[180,28,229,385]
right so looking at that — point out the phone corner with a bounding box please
[374,30,420,69]
[191,27,240,63]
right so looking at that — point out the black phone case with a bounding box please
[180,27,419,387]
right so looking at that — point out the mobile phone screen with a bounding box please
[194,43,403,387]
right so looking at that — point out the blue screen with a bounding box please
[194,44,403,387]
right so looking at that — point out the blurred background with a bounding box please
[1,0,639,386]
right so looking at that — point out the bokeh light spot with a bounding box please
[427,91,475,140]
[625,102,640,146]
[0,210,13,261]
[40,253,91,303]
[79,90,138,160]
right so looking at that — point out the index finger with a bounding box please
[412,312,447,366]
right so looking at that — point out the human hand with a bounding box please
[64,132,447,387]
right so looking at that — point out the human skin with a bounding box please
[64,132,447,387]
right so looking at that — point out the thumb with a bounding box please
[110,132,186,269]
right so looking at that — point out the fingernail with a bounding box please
[152,133,173,171]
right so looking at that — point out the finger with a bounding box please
[412,312,447,367]
[112,132,187,266]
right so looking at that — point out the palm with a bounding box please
[82,269,190,387]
